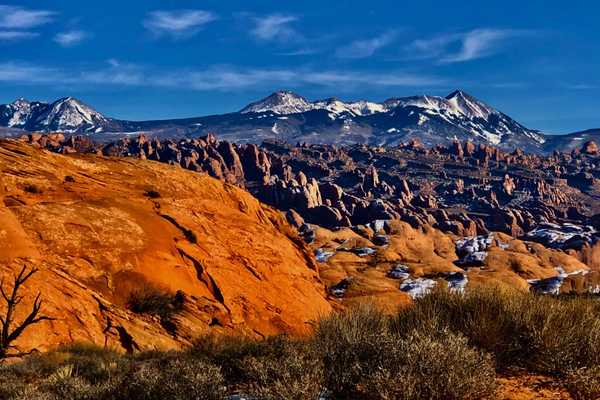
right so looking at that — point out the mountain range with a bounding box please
[1,90,598,153]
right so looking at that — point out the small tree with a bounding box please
[0,266,53,359]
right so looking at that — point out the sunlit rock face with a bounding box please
[0,140,331,353]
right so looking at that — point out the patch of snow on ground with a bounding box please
[368,219,388,233]
[527,267,590,295]
[352,247,377,257]
[329,277,353,298]
[315,248,335,263]
[524,223,596,249]
[455,234,493,266]
[446,272,468,293]
[387,264,410,279]
[400,278,437,299]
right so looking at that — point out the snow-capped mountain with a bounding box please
[241,90,387,117]
[240,91,314,114]
[0,97,118,133]
[1,90,596,153]
[234,89,546,151]
[364,90,546,147]
[240,90,391,117]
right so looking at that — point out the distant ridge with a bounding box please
[1,90,598,154]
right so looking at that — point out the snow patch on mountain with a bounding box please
[0,89,554,153]
[0,97,113,133]
[240,91,314,114]
[35,97,110,133]
[239,90,545,149]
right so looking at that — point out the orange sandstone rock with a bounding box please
[0,140,331,353]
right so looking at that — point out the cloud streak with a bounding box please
[54,30,87,47]
[0,61,446,91]
[0,5,55,42]
[144,10,217,38]
[409,28,533,63]
[250,14,299,42]
[0,5,55,29]
[0,31,38,41]
[335,31,397,59]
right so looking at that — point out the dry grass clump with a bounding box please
[393,286,600,375]
[0,287,598,400]
[126,286,185,334]
[315,304,496,399]
[0,345,224,400]
[191,334,324,400]
[566,366,600,400]
[0,344,125,400]
[116,354,225,400]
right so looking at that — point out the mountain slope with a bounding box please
[0,90,590,153]
[0,97,121,133]
[202,89,547,151]
[542,128,600,153]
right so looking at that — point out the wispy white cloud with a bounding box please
[335,31,397,59]
[144,10,217,38]
[442,29,524,63]
[0,61,446,91]
[410,34,456,60]
[278,47,325,56]
[251,14,299,42]
[128,65,445,91]
[0,62,63,84]
[54,30,87,47]
[562,83,597,90]
[0,5,55,29]
[489,82,527,89]
[409,28,533,63]
[0,5,55,42]
[0,31,38,41]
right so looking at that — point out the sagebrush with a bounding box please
[1,286,598,400]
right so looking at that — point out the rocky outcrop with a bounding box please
[582,140,599,155]
[0,140,331,353]
[19,133,600,250]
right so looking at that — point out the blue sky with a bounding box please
[0,0,598,134]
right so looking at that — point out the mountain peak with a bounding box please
[272,90,302,97]
[445,89,473,100]
[54,96,84,105]
[240,90,312,114]
[442,89,497,121]
[10,97,33,107]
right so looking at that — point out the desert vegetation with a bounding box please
[1,286,599,399]
[126,285,185,335]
